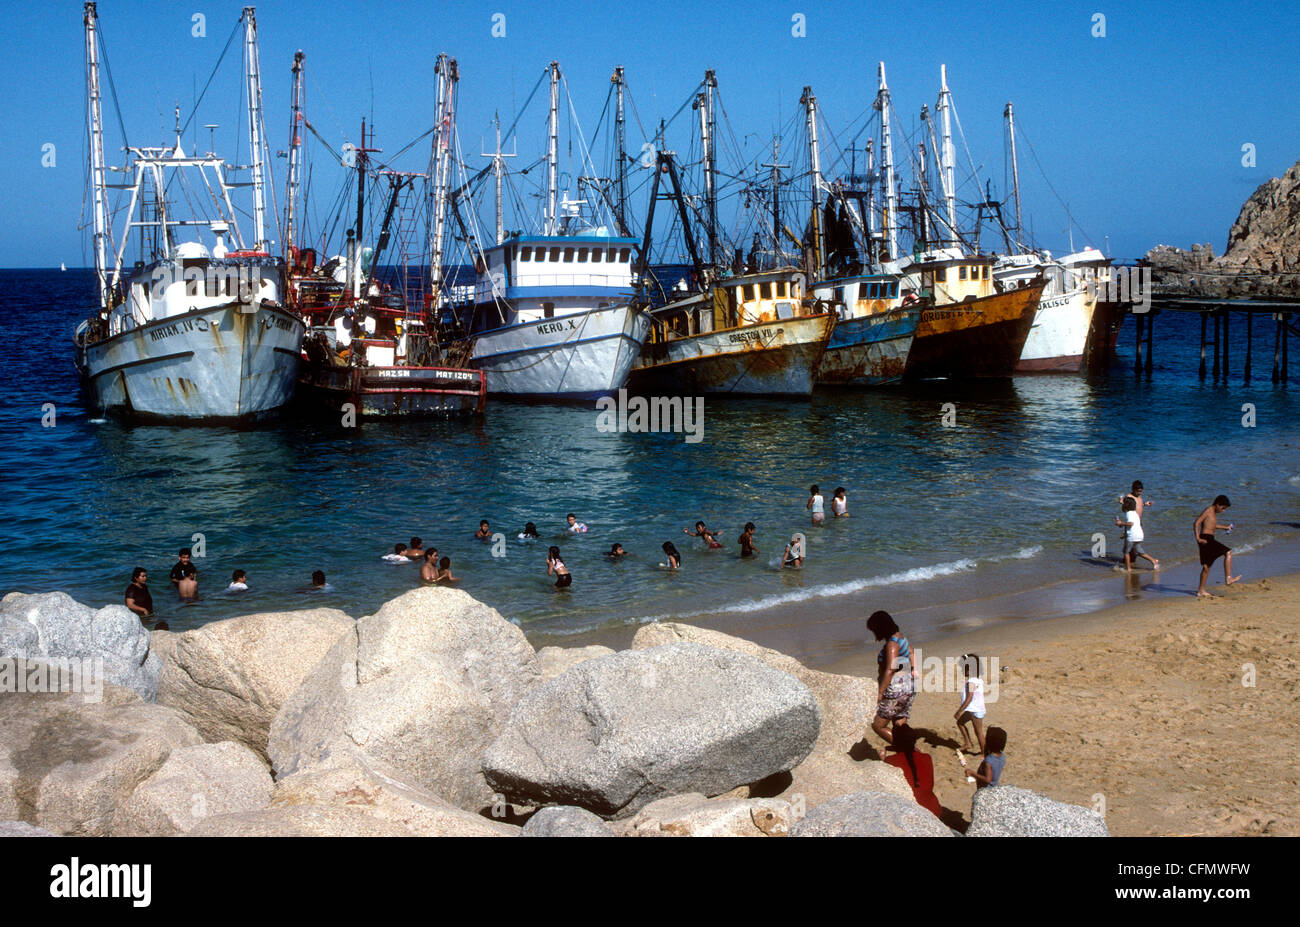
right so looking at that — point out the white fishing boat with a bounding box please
[73,4,302,423]
[446,62,648,399]
[994,250,1098,373]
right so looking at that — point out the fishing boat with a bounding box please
[448,62,649,400]
[73,4,303,423]
[630,266,835,395]
[901,248,1042,380]
[283,54,484,418]
[813,275,919,386]
[994,250,1097,372]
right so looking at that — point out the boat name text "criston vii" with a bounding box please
[727,327,781,345]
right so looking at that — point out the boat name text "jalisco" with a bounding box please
[536,319,579,335]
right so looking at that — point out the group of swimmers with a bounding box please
[122,547,332,624]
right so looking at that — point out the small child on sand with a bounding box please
[968,726,1007,788]
[1115,497,1158,572]
[954,654,986,754]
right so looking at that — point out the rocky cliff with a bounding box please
[1144,159,1300,297]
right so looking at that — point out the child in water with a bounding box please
[738,522,758,558]
[474,520,492,540]
[807,485,825,525]
[382,543,410,563]
[661,541,681,570]
[684,521,723,548]
[518,522,539,540]
[227,569,249,592]
[782,533,805,568]
[432,556,458,584]
[832,487,849,517]
[547,546,572,588]
[566,514,588,534]
[606,543,628,560]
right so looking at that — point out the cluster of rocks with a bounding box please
[0,588,1108,837]
[1144,158,1300,297]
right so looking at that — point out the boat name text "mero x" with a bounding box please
[536,319,580,335]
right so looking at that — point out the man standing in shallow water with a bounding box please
[1194,494,1240,597]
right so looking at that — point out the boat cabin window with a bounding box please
[759,282,772,299]
[959,266,967,281]
[543,302,555,319]
[935,267,947,282]
[774,281,785,298]
[618,248,630,262]
[550,247,561,262]
[563,247,575,262]
[578,248,588,262]
[520,247,531,261]
[592,248,603,263]
[983,266,990,280]
[834,286,844,303]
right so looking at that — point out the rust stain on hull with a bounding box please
[905,284,1043,380]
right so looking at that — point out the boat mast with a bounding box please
[84,2,108,312]
[938,65,958,247]
[429,53,458,304]
[865,139,877,264]
[876,62,898,262]
[546,61,559,235]
[283,50,304,261]
[1005,101,1024,252]
[242,7,268,251]
[801,85,824,279]
[612,66,629,236]
[761,137,787,268]
[704,70,719,265]
[481,113,513,245]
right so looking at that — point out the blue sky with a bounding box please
[3,0,1298,267]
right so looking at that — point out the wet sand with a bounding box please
[827,573,1300,836]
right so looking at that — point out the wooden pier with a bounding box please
[1123,295,1296,385]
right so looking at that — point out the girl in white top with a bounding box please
[954,654,987,754]
[831,487,849,517]
[806,484,825,524]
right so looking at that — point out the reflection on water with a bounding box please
[1,270,1298,654]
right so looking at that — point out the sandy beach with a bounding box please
[826,573,1300,836]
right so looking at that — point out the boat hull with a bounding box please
[904,284,1043,380]
[469,303,649,400]
[1016,288,1097,373]
[296,364,485,418]
[76,302,304,423]
[629,312,835,396]
[817,307,919,386]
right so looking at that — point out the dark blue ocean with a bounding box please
[2,268,1297,666]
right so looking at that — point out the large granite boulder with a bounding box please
[616,792,794,837]
[521,806,614,838]
[632,622,901,808]
[535,645,615,682]
[271,747,517,837]
[0,592,160,701]
[482,643,820,818]
[269,587,539,811]
[187,804,416,837]
[791,791,953,837]
[967,785,1110,837]
[157,608,354,759]
[0,821,57,837]
[0,686,201,835]
[112,741,273,836]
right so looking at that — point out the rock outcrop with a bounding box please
[521,805,614,837]
[482,643,820,818]
[966,785,1110,837]
[0,592,160,701]
[0,687,201,835]
[269,587,539,811]
[112,741,273,836]
[157,608,354,759]
[615,792,794,837]
[790,791,953,837]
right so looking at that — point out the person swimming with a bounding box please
[661,541,682,570]
[832,487,849,517]
[518,522,539,540]
[566,513,588,533]
[420,548,442,583]
[547,546,572,588]
[432,556,459,584]
[606,543,628,559]
[405,537,425,560]
[227,569,249,591]
[683,520,723,549]
[474,520,492,540]
[382,543,410,563]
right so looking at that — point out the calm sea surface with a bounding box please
[2,268,1297,665]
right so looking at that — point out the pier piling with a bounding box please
[1223,311,1230,382]
[1244,311,1252,383]
[1212,313,1221,382]
[1199,314,1207,380]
